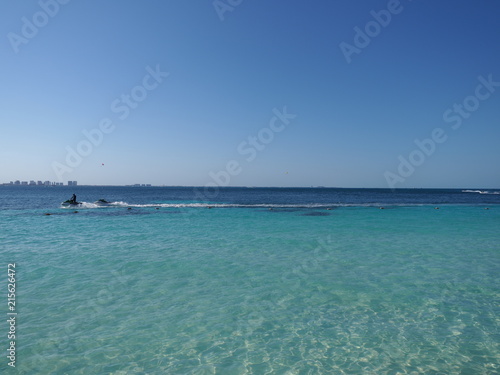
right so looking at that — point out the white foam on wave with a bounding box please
[113,202,348,208]
[79,202,100,208]
[107,201,130,207]
[115,202,334,208]
[62,201,426,209]
[60,201,100,209]
[462,190,500,195]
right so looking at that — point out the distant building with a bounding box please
[3,179,80,186]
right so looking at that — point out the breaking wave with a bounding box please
[462,190,500,195]
[61,201,423,209]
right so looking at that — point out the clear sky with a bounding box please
[1,0,499,188]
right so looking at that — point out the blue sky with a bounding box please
[1,0,499,187]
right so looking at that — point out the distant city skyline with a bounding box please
[1,1,499,188]
[0,180,159,187]
[2,180,77,186]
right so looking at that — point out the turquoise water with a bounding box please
[1,187,499,374]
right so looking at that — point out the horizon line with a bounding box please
[1,184,499,190]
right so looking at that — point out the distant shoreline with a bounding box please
[1,184,499,190]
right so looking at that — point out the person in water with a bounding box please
[70,194,77,203]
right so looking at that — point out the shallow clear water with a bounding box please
[1,187,499,374]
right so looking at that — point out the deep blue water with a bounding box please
[1,187,499,374]
[1,186,499,210]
